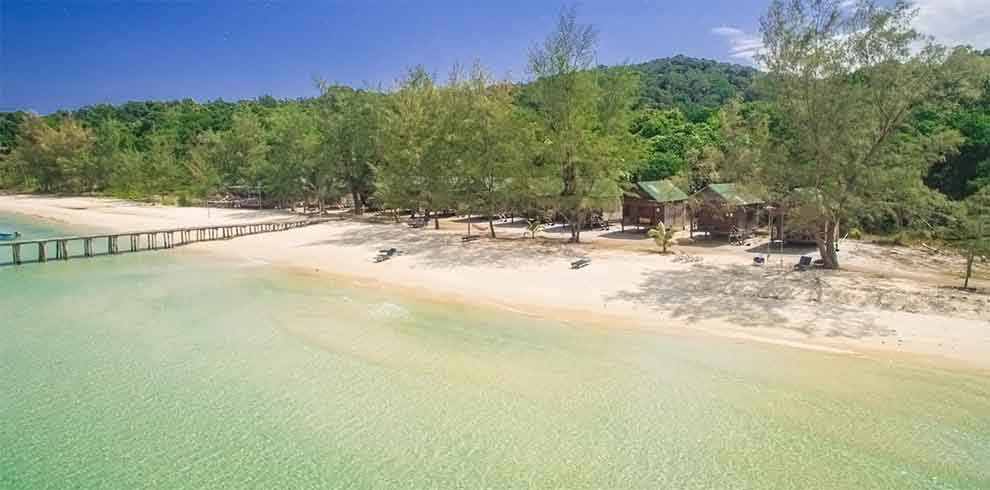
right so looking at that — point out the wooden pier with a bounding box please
[1,218,326,266]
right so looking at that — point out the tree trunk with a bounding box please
[964,251,975,289]
[351,189,363,215]
[488,216,496,239]
[570,210,583,243]
[816,219,840,269]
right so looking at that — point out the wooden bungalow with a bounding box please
[621,180,689,231]
[768,188,820,244]
[207,185,266,209]
[690,183,764,238]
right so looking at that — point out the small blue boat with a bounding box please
[0,230,21,241]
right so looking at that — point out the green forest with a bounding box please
[1,1,989,269]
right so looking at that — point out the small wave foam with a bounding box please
[368,302,409,320]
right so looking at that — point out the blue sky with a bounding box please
[2,0,988,114]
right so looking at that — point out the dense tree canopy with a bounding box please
[627,55,760,121]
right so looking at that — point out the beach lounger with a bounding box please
[794,255,813,271]
[571,258,592,269]
[374,248,400,263]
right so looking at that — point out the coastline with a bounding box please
[3,194,988,371]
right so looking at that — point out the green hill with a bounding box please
[627,55,760,120]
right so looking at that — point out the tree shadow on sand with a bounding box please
[216,209,298,221]
[298,223,587,269]
[599,229,651,241]
[606,264,896,340]
[745,242,818,256]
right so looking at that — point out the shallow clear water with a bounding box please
[1,213,989,489]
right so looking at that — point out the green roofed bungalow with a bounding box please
[698,183,763,206]
[690,183,765,240]
[621,180,689,231]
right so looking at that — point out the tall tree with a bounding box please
[753,0,969,268]
[315,84,384,215]
[452,64,534,238]
[262,106,319,208]
[379,66,460,228]
[947,187,990,289]
[524,6,642,242]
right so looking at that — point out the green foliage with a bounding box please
[525,219,545,239]
[631,108,718,182]
[0,111,27,155]
[4,115,93,193]
[647,221,676,254]
[925,50,990,199]
[626,55,760,121]
[376,66,458,226]
[523,6,644,242]
[946,187,990,288]
[261,106,319,206]
[738,0,967,269]
[449,64,535,237]
[315,85,385,214]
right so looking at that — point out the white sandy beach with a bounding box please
[3,194,988,370]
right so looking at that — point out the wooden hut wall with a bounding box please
[691,203,760,236]
[664,202,687,229]
[621,198,687,230]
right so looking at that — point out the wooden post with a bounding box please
[38,242,47,262]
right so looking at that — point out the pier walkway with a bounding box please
[1,218,327,265]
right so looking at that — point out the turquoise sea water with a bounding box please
[1,213,989,489]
